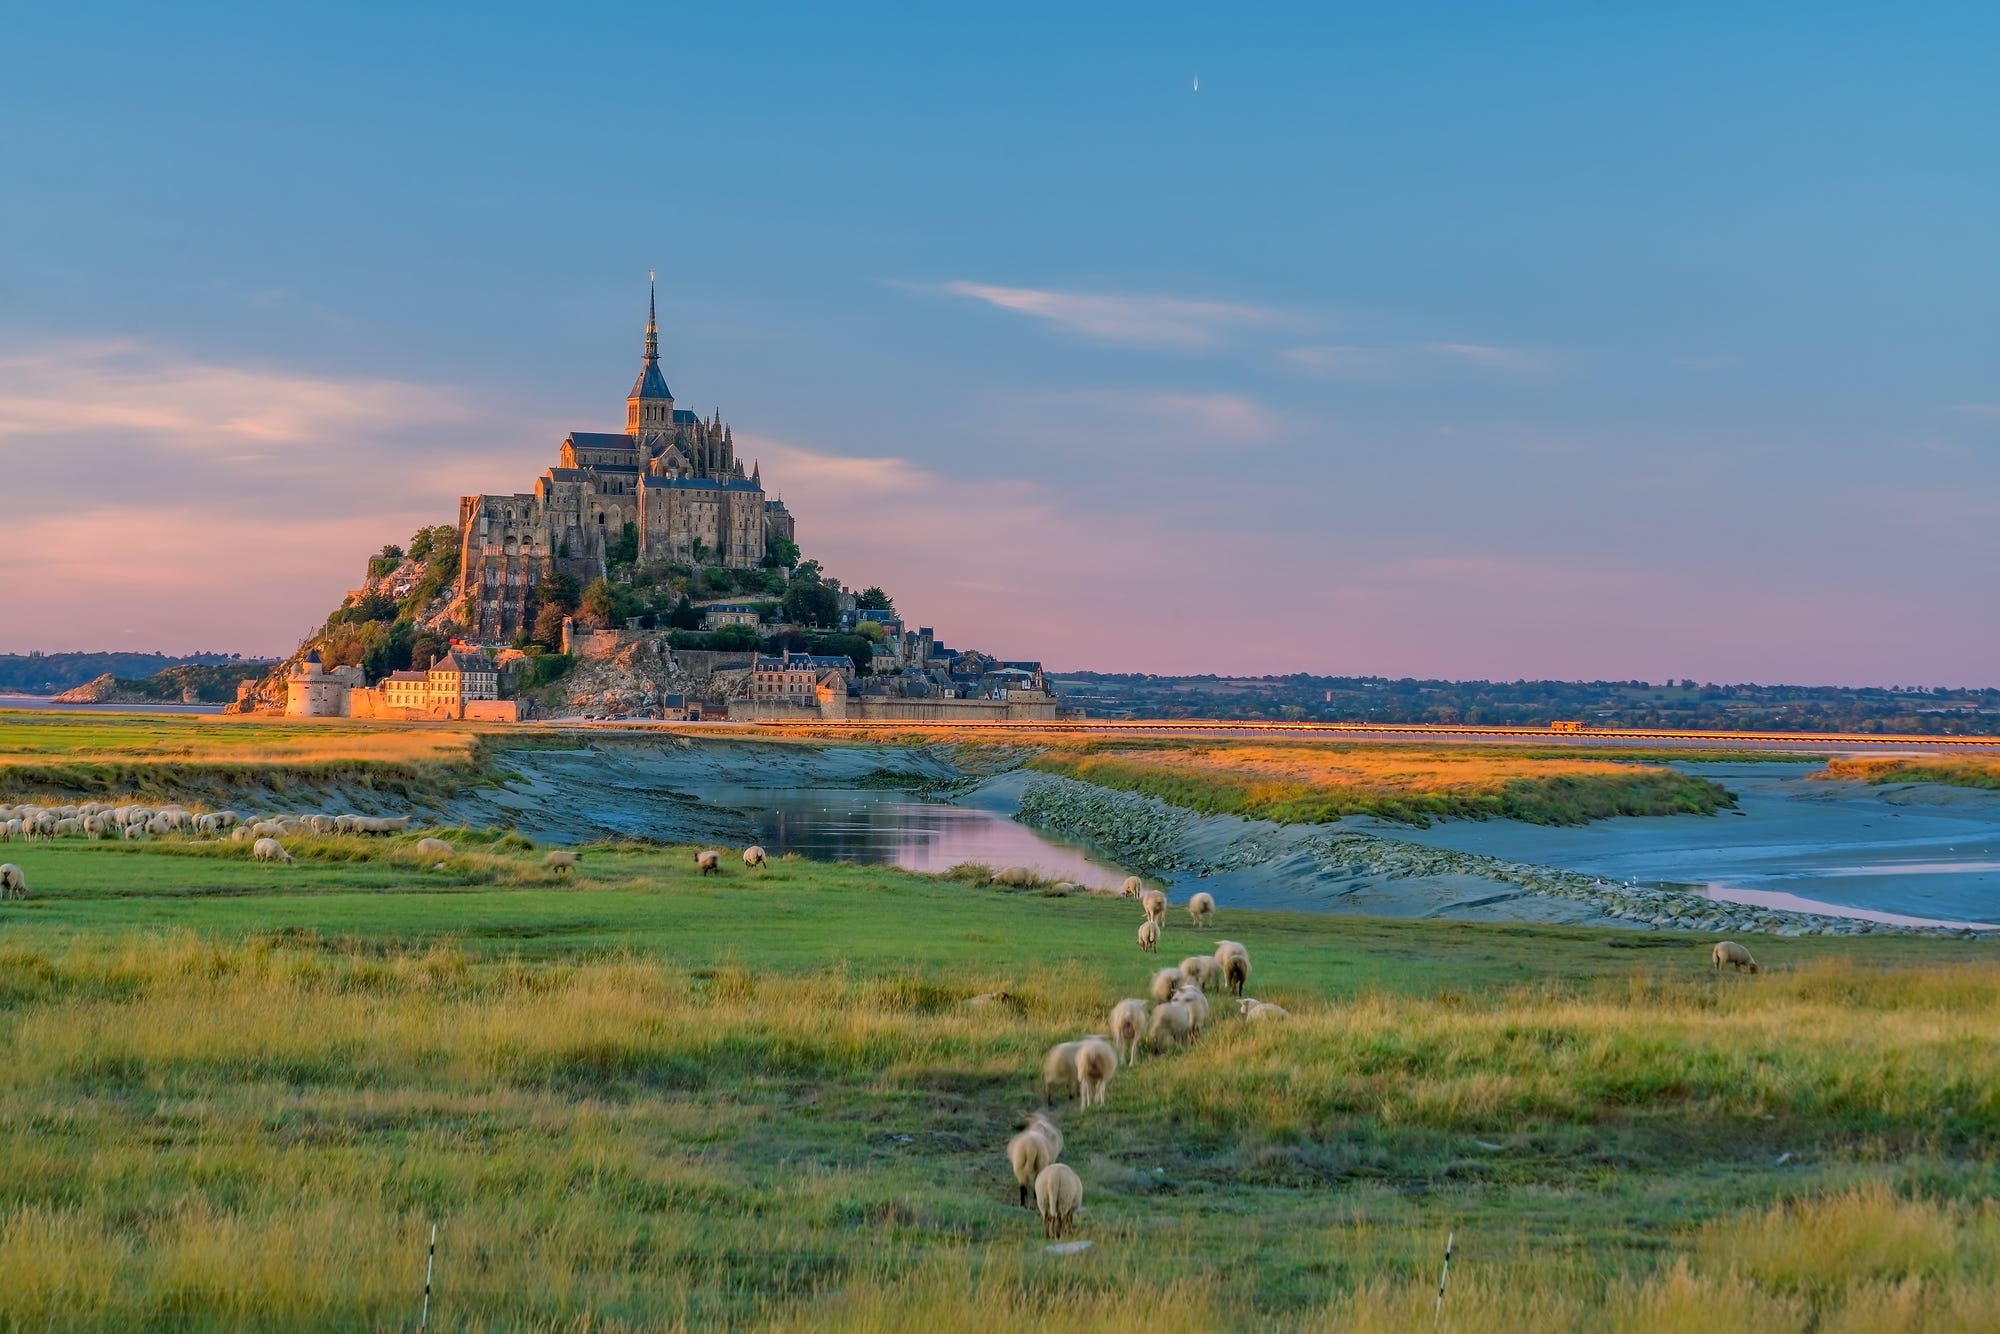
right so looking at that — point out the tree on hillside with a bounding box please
[857,586,894,613]
[667,595,702,631]
[532,604,569,653]
[791,559,823,585]
[536,572,581,615]
[782,579,840,629]
[762,533,800,570]
[579,578,622,630]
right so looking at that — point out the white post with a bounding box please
[1434,1228,1454,1327]
[420,1223,437,1330]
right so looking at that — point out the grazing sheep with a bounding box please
[1035,1163,1083,1240]
[1214,940,1251,997]
[1120,876,1143,898]
[743,845,767,868]
[252,838,293,865]
[1713,941,1760,974]
[1075,1036,1118,1109]
[229,825,256,844]
[1109,999,1147,1067]
[1007,1117,1060,1208]
[414,837,456,863]
[1139,888,1167,925]
[250,821,286,839]
[1150,967,1187,1004]
[1042,1040,1086,1104]
[1188,891,1215,926]
[1137,919,1160,953]
[544,850,581,874]
[1172,984,1210,1035]
[1178,955,1220,991]
[1241,1000,1290,1021]
[0,863,25,900]
[1148,1001,1194,1050]
[995,866,1038,887]
[696,849,721,876]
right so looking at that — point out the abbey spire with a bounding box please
[626,271,674,437]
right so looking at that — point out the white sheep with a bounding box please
[1075,1036,1118,1109]
[229,825,256,844]
[544,850,580,874]
[1178,955,1220,991]
[1007,1115,1060,1209]
[253,837,293,865]
[1149,967,1187,1004]
[743,845,767,868]
[1041,1039,1086,1104]
[1137,919,1160,953]
[1188,891,1215,926]
[414,837,456,863]
[1035,1163,1082,1239]
[1108,998,1147,1067]
[995,866,1038,887]
[1120,875,1143,898]
[1172,984,1210,1035]
[1713,941,1760,974]
[1241,1000,1290,1021]
[1147,1001,1194,1050]
[696,849,721,876]
[0,863,25,901]
[1214,940,1251,996]
[1140,888,1167,925]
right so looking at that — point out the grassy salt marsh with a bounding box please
[0,833,1996,1330]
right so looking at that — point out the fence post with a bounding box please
[1433,1228,1454,1327]
[420,1223,437,1331]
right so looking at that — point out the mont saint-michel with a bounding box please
[456,281,795,640]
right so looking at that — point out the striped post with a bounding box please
[1434,1229,1454,1327]
[420,1223,437,1331]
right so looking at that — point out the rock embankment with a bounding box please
[1014,775,1978,938]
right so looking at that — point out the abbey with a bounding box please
[455,283,796,638]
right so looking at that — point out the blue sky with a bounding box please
[3,3,1996,681]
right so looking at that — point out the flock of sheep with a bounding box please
[1005,876,1293,1241]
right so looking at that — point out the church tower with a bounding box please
[626,274,675,446]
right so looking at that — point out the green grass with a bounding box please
[0,837,1997,1329]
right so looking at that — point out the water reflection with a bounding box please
[703,786,1130,890]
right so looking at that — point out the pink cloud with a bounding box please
[925,281,1284,349]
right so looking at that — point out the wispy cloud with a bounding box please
[1954,403,2000,420]
[920,281,1284,349]
[1284,341,1553,379]
[1037,389,1283,447]
[0,340,467,449]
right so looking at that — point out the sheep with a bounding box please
[1172,984,1210,1035]
[229,825,256,844]
[1150,967,1187,1004]
[1137,919,1160,953]
[1109,998,1147,1067]
[743,845,767,868]
[306,815,336,835]
[995,866,1038,887]
[53,818,82,838]
[1188,891,1215,926]
[1075,1036,1118,1109]
[696,849,721,876]
[1035,1163,1083,1240]
[1147,1001,1194,1050]
[1713,941,1760,974]
[414,837,456,863]
[250,821,286,839]
[0,864,25,901]
[1241,1000,1290,1021]
[1042,1040,1086,1104]
[1007,1116,1060,1208]
[1214,940,1251,996]
[544,850,580,874]
[253,837,293,865]
[1139,888,1167,925]
[1178,955,1220,991]
[1120,875,1143,898]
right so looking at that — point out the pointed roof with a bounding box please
[629,276,673,402]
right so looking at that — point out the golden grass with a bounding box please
[1819,754,2000,791]
[0,710,480,768]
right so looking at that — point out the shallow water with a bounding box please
[698,784,1132,890]
[1392,763,2000,927]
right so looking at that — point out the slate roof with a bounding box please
[639,474,765,492]
[630,361,673,401]
[432,651,493,675]
[565,431,640,451]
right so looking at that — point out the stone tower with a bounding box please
[625,273,675,448]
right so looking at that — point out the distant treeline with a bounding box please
[0,652,256,695]
[1051,672,2000,735]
